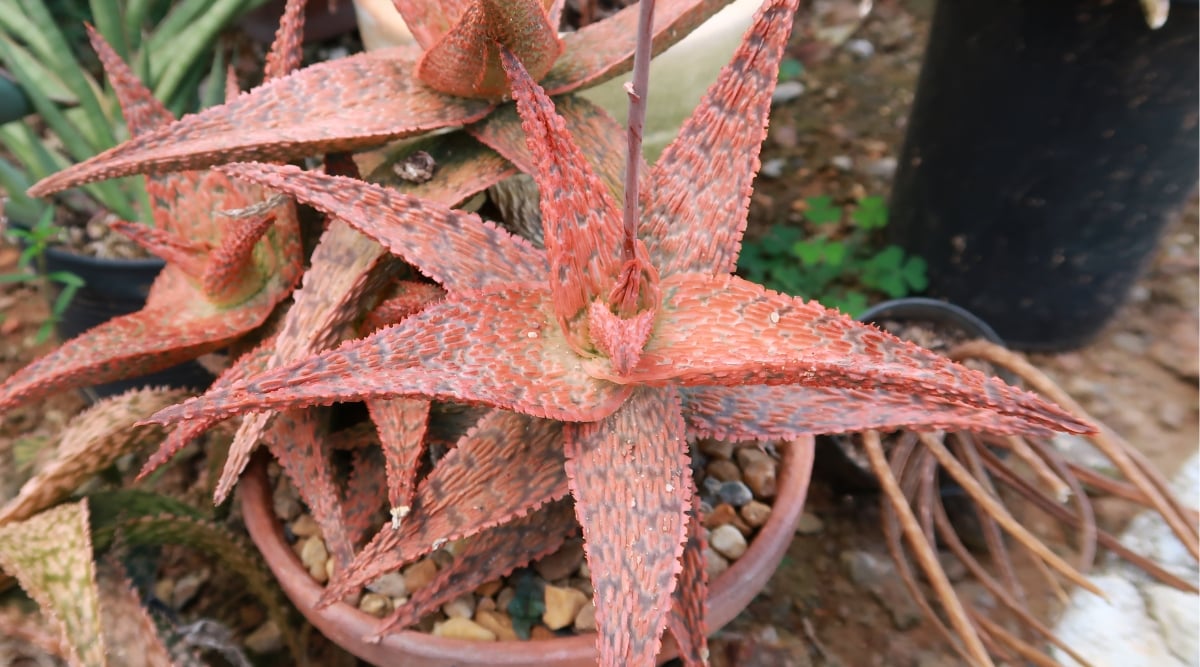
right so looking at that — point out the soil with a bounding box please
[1,0,1197,665]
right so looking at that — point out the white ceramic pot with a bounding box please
[347,0,759,158]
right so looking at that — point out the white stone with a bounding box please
[1052,454,1199,667]
[710,524,748,560]
[1053,575,1184,667]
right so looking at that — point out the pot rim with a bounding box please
[240,435,814,666]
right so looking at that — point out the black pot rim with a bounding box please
[5,216,165,270]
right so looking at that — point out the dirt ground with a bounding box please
[0,0,1196,665]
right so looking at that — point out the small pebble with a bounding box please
[830,155,854,171]
[569,576,594,598]
[530,626,556,641]
[442,593,476,619]
[574,601,597,632]
[300,537,329,584]
[534,540,585,581]
[706,459,742,483]
[760,158,787,179]
[771,80,806,104]
[844,38,875,59]
[717,480,754,507]
[543,585,589,630]
[475,579,504,598]
[475,609,519,641]
[701,476,724,499]
[359,592,392,617]
[171,569,210,609]
[243,620,283,654]
[740,500,772,527]
[710,524,748,560]
[795,512,825,535]
[290,514,321,538]
[496,586,516,611]
[433,617,496,641]
[476,596,497,614]
[272,478,301,522]
[367,572,408,598]
[704,546,730,579]
[403,558,439,593]
[738,449,778,499]
[862,156,898,178]
[698,438,735,460]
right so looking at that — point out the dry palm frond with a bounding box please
[862,339,1198,667]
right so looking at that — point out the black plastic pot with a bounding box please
[8,221,213,402]
[888,0,1199,351]
[814,297,1011,495]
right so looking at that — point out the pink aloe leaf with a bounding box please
[679,384,1091,441]
[666,492,708,667]
[210,137,518,504]
[219,162,547,291]
[0,501,104,667]
[147,287,630,426]
[501,49,624,341]
[416,0,563,98]
[469,93,644,199]
[371,500,577,637]
[366,396,430,528]
[85,25,172,136]
[262,0,307,81]
[540,0,731,95]
[0,297,236,413]
[617,273,1094,436]
[393,0,463,49]
[322,410,568,603]
[362,280,445,332]
[138,333,278,480]
[261,409,358,570]
[564,386,692,665]
[642,0,798,277]
[344,446,388,548]
[28,50,496,196]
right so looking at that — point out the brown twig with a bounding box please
[864,430,995,667]
[979,447,1199,593]
[916,433,1104,598]
[950,340,1199,558]
[930,492,1096,667]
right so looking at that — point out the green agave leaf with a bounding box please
[0,387,186,527]
[0,501,105,667]
[87,490,308,665]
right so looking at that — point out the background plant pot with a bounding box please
[886,0,1199,351]
[347,0,760,160]
[814,297,1011,495]
[240,436,815,667]
[8,220,214,402]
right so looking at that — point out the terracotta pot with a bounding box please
[240,436,815,666]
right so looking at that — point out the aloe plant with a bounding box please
[0,4,306,413]
[8,1,1193,666]
[126,1,1094,664]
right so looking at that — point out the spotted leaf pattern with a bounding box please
[321,410,568,603]
[29,0,725,196]
[371,500,577,637]
[564,386,692,665]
